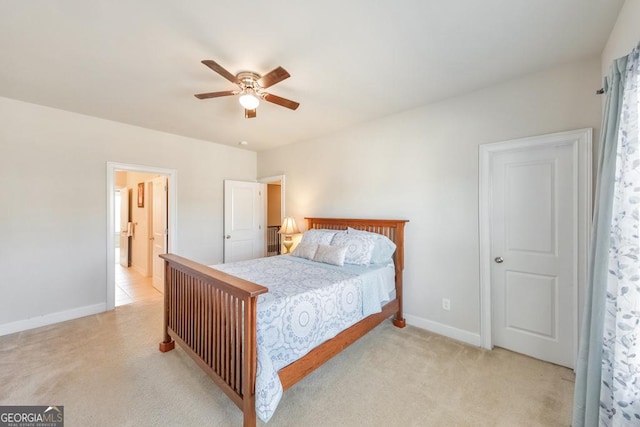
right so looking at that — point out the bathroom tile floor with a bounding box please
[115,258,161,306]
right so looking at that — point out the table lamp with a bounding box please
[278,217,300,254]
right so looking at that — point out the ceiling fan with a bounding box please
[195,60,300,118]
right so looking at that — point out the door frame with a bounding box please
[478,128,592,355]
[106,162,177,310]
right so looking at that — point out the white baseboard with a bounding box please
[0,303,107,337]
[405,314,482,347]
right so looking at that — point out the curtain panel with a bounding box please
[573,42,640,426]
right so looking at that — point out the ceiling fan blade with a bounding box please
[263,93,300,110]
[258,67,290,88]
[194,90,236,99]
[201,60,240,84]
[245,109,257,119]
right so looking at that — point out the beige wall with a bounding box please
[258,57,602,341]
[267,183,282,227]
[0,97,256,332]
[114,170,127,189]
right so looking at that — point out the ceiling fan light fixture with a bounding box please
[239,90,260,110]
[196,60,299,118]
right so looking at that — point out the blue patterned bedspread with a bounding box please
[212,255,393,422]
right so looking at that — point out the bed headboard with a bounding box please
[304,217,409,271]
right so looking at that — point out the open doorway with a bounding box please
[259,175,285,256]
[113,171,165,306]
[106,162,177,310]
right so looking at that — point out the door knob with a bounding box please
[225,235,231,239]
[495,256,504,263]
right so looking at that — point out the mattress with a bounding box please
[211,254,395,422]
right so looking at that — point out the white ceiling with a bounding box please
[0,0,624,152]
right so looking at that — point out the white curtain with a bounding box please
[599,43,640,425]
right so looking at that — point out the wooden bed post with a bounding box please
[159,259,175,352]
[392,220,406,328]
[242,296,258,427]
[392,277,406,327]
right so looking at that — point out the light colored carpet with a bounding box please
[0,297,574,426]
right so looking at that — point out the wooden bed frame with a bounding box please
[158,217,408,426]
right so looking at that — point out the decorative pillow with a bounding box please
[301,229,337,245]
[348,227,396,264]
[313,244,348,266]
[291,242,318,260]
[330,230,376,265]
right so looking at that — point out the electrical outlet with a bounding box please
[442,298,451,311]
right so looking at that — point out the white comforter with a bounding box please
[212,255,393,422]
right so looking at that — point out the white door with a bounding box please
[486,130,590,369]
[119,188,130,267]
[224,180,265,263]
[151,177,167,292]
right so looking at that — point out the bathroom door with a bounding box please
[151,177,167,292]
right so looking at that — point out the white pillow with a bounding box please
[347,227,397,264]
[291,242,318,260]
[330,230,376,265]
[301,229,338,245]
[313,244,348,266]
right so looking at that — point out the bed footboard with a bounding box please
[158,254,267,427]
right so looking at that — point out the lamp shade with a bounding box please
[278,217,300,235]
[239,91,260,110]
